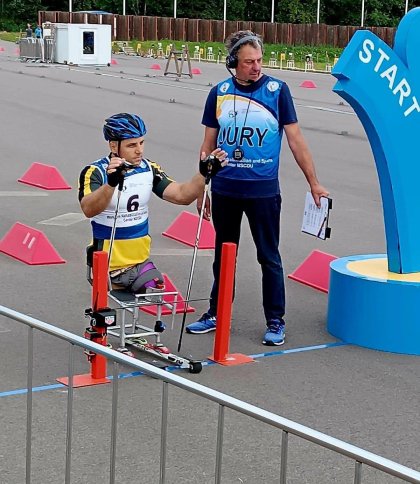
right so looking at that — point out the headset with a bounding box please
[225,34,264,69]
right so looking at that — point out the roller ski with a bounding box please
[129,337,171,354]
[126,337,202,373]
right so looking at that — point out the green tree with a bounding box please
[2,0,42,24]
[325,0,420,27]
[225,0,246,20]
[276,0,317,23]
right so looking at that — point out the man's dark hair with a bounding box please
[225,30,263,55]
[225,30,264,70]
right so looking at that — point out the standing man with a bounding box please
[78,113,226,292]
[25,24,33,38]
[34,24,43,39]
[186,31,329,345]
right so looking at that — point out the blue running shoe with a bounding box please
[263,320,285,346]
[186,313,216,334]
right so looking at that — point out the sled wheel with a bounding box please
[189,361,202,374]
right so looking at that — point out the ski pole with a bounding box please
[177,175,211,352]
[107,169,125,289]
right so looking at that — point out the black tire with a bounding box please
[189,362,202,374]
[154,320,166,333]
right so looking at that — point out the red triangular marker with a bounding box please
[288,250,337,293]
[162,211,215,249]
[140,273,195,316]
[18,162,72,190]
[300,80,317,88]
[0,222,66,265]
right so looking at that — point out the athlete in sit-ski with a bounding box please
[78,113,227,293]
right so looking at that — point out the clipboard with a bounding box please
[301,192,332,240]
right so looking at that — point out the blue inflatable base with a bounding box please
[327,254,420,355]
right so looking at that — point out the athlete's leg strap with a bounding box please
[110,259,164,293]
[130,260,164,293]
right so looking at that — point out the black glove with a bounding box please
[107,165,125,188]
[199,154,224,180]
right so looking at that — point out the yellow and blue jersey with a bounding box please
[78,156,173,271]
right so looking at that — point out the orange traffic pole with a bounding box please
[213,243,237,361]
[92,250,109,309]
[90,251,109,380]
[210,243,254,366]
[56,250,112,387]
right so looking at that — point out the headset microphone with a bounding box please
[225,64,255,84]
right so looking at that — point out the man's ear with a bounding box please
[109,141,118,155]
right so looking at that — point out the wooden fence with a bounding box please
[39,12,396,48]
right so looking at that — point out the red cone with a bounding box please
[0,222,66,265]
[300,80,317,88]
[162,211,215,249]
[140,273,195,316]
[18,162,71,190]
[288,250,337,293]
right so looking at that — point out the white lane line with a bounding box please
[55,66,209,92]
[54,66,355,115]
[296,103,355,115]
[39,213,86,226]
[0,191,49,197]
[55,66,355,115]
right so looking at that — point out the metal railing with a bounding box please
[18,38,54,63]
[1,304,419,484]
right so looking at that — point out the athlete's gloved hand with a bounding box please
[107,155,129,188]
[107,167,125,188]
[199,148,227,180]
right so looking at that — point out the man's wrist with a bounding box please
[308,178,320,189]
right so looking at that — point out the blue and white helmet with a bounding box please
[103,113,147,141]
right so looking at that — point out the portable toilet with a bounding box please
[54,23,111,65]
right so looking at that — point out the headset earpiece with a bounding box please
[226,54,238,69]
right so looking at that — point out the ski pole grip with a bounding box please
[118,175,124,191]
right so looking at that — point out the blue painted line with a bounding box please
[0,341,348,398]
[112,370,144,379]
[0,383,65,397]
[249,341,348,359]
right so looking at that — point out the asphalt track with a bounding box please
[0,40,419,483]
